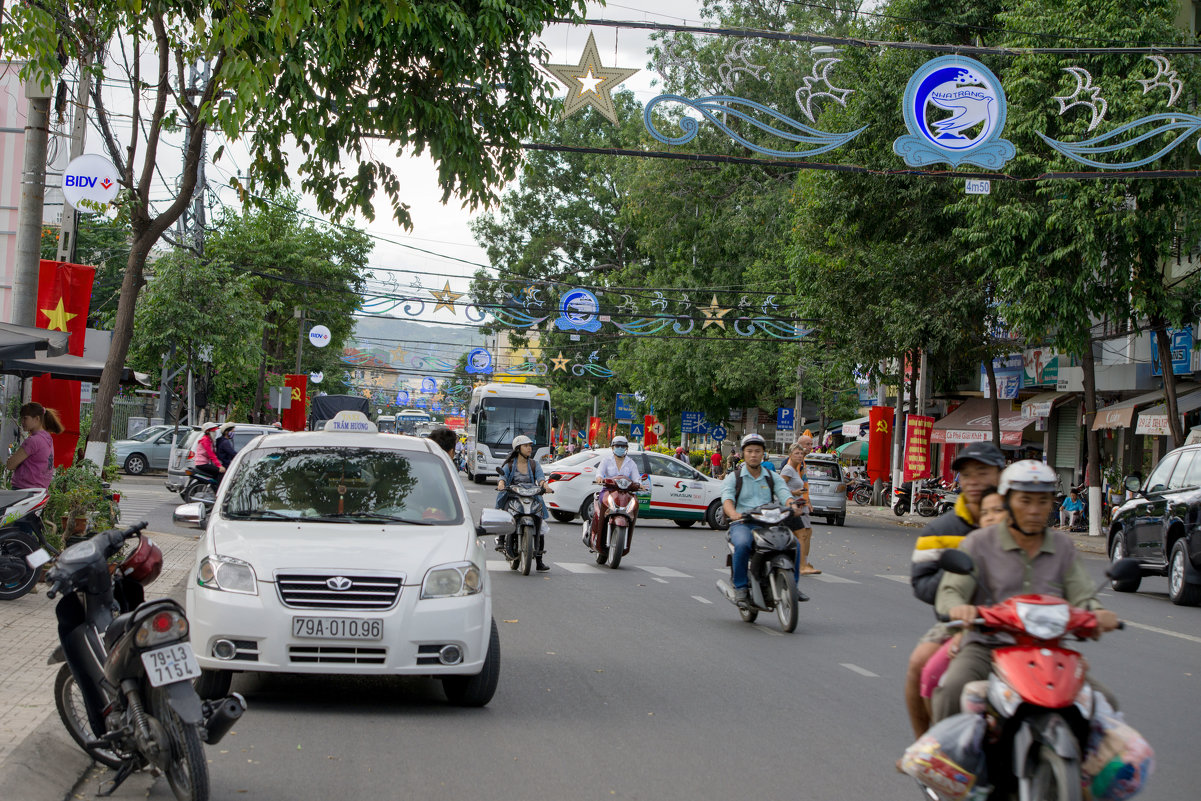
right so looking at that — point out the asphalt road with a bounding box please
[89,474,1199,800]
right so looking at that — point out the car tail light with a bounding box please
[186,450,195,460]
[550,471,581,482]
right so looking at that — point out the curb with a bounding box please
[0,707,94,801]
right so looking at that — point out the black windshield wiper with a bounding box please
[307,512,439,525]
[226,509,296,520]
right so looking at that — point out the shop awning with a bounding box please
[931,398,1033,447]
[840,416,869,438]
[1135,387,1201,436]
[0,329,147,385]
[1092,383,1201,430]
[0,323,70,360]
[1021,390,1077,419]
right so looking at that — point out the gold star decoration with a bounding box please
[551,352,571,372]
[700,295,731,329]
[39,298,77,332]
[544,33,640,125]
[429,281,463,315]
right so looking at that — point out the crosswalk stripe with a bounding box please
[485,560,511,571]
[841,663,879,678]
[809,573,860,584]
[691,595,713,604]
[637,566,691,578]
[556,562,604,574]
[876,574,910,584]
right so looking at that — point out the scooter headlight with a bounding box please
[1015,601,1070,640]
[197,555,258,595]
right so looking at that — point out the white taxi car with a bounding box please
[184,412,510,706]
[545,448,729,530]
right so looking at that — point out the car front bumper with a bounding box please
[186,581,491,676]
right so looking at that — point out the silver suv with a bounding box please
[803,453,846,527]
[165,424,282,492]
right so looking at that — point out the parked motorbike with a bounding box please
[584,476,641,569]
[180,469,219,507]
[0,486,51,600]
[848,477,873,506]
[934,491,959,516]
[32,521,245,801]
[496,471,556,576]
[716,504,805,633]
[893,482,912,516]
[912,550,1139,801]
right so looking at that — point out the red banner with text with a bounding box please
[443,416,466,431]
[903,414,935,482]
[282,374,307,431]
[866,406,894,483]
[32,260,95,467]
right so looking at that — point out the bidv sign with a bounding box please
[62,154,120,213]
[308,325,332,348]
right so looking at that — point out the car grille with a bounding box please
[275,573,404,610]
[288,646,387,665]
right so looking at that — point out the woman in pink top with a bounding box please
[193,422,225,483]
[6,402,63,489]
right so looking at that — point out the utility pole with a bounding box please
[294,306,304,373]
[12,80,54,327]
[55,53,94,264]
[795,358,804,429]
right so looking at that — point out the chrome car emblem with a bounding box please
[326,576,353,591]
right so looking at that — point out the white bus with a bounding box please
[376,414,398,434]
[465,383,552,483]
[396,409,432,434]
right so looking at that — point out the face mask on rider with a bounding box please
[613,446,627,457]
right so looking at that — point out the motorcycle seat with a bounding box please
[105,611,137,649]
[0,489,37,515]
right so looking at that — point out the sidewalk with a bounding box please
[0,527,200,801]
[846,504,1108,555]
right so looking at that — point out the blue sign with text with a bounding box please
[615,393,636,422]
[1152,328,1193,376]
[681,411,706,433]
[776,407,794,431]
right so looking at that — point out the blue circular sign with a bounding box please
[466,347,493,374]
[421,377,436,394]
[396,390,409,406]
[711,426,727,442]
[555,287,602,333]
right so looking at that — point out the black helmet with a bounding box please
[951,442,1006,471]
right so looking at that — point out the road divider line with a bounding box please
[556,562,604,574]
[1123,620,1201,644]
[810,573,860,584]
[840,663,879,677]
[638,566,692,578]
[692,595,713,604]
[876,574,910,584]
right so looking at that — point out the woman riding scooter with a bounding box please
[495,435,553,572]
[586,436,641,545]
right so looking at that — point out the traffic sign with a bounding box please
[615,393,635,421]
[308,325,332,348]
[777,407,795,431]
[630,423,645,438]
[681,411,706,433]
[710,426,727,442]
[652,422,665,436]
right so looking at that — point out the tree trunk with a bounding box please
[983,357,1001,444]
[1081,343,1103,537]
[253,326,271,423]
[1150,316,1184,448]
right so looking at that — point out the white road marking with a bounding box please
[1123,620,1201,645]
[485,560,510,571]
[840,663,879,678]
[652,577,669,584]
[876,574,911,584]
[556,562,604,574]
[755,626,784,637]
[809,573,860,584]
[638,566,691,578]
[692,595,713,604]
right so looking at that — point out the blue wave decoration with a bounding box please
[644,94,867,158]
[733,318,814,340]
[491,308,549,328]
[358,295,427,317]
[1039,113,1201,169]
[410,356,458,371]
[612,316,696,335]
[572,363,615,378]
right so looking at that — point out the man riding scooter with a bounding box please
[721,433,806,608]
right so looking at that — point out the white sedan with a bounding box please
[184,412,510,706]
[545,448,729,530]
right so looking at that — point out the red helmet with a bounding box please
[119,535,163,586]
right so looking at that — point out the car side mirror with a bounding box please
[173,502,206,529]
[1123,475,1142,494]
[1106,558,1141,585]
[476,508,514,538]
[938,549,975,575]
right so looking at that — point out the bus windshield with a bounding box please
[477,398,550,449]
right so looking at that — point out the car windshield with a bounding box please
[128,426,166,442]
[804,461,841,481]
[222,446,463,525]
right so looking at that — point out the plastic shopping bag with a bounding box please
[1083,700,1154,801]
[900,713,991,801]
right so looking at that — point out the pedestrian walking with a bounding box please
[781,442,820,575]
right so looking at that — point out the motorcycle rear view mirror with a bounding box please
[1106,558,1141,585]
[938,549,975,575]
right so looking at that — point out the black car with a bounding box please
[1108,444,1201,605]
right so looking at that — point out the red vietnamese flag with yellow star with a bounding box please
[32,260,95,467]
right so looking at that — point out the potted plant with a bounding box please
[45,459,118,540]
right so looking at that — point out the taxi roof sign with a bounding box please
[324,411,378,434]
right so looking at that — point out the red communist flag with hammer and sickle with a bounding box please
[865,406,894,484]
[33,260,95,468]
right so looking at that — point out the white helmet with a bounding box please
[611,436,629,447]
[202,422,220,433]
[511,435,533,449]
[740,433,767,451]
[999,460,1057,495]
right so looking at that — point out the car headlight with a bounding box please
[421,562,483,599]
[476,450,487,459]
[197,555,258,595]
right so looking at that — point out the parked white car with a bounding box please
[184,412,508,706]
[545,448,729,530]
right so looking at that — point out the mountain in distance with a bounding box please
[351,316,485,366]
